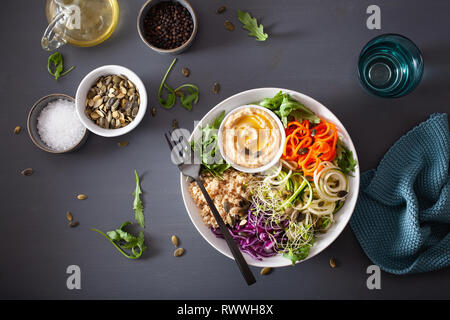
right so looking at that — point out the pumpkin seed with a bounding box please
[261,267,272,275]
[337,190,348,198]
[224,20,234,31]
[239,219,247,226]
[318,201,325,207]
[216,6,226,14]
[311,129,317,137]
[21,168,33,176]
[66,211,73,222]
[171,235,179,247]
[14,126,21,134]
[117,141,129,147]
[172,119,179,129]
[77,194,87,200]
[223,200,230,213]
[213,82,220,94]
[174,248,184,257]
[181,67,190,77]
[298,147,308,155]
[329,258,336,268]
[151,107,157,117]
[86,74,139,129]
[69,221,79,228]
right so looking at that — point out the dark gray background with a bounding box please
[1,0,449,299]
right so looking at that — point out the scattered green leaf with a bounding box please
[133,170,145,228]
[237,10,268,41]
[174,84,199,111]
[158,58,178,109]
[158,58,200,111]
[47,52,74,81]
[92,222,146,259]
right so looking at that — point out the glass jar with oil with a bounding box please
[42,0,119,50]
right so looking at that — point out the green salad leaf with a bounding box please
[336,138,357,174]
[92,222,146,259]
[133,170,145,228]
[158,59,178,109]
[237,10,268,41]
[174,84,199,111]
[47,52,74,81]
[192,111,230,178]
[158,58,200,110]
[283,246,311,266]
[259,91,320,127]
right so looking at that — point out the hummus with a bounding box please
[221,107,281,168]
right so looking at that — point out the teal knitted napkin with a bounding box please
[350,113,450,274]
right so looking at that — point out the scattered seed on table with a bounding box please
[171,235,179,247]
[174,248,184,257]
[329,258,336,268]
[151,107,157,117]
[77,194,87,200]
[213,82,220,94]
[14,126,21,134]
[69,221,79,228]
[216,6,226,14]
[181,67,190,77]
[261,267,272,275]
[172,119,179,129]
[118,141,129,147]
[21,168,33,176]
[66,211,73,222]
[224,20,234,31]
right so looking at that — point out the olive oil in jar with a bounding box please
[45,0,119,48]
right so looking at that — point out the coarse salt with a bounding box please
[37,99,85,151]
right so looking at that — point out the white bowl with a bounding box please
[180,88,360,268]
[75,65,148,137]
[217,105,286,174]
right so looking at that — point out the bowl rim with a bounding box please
[136,0,198,54]
[27,93,88,154]
[179,87,360,267]
[75,65,148,137]
[217,104,286,174]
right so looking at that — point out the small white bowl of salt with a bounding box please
[27,94,88,153]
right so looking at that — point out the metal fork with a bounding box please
[164,130,256,286]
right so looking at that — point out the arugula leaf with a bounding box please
[133,170,145,228]
[192,111,230,178]
[92,222,146,259]
[283,246,311,266]
[336,138,357,174]
[158,58,178,109]
[158,58,199,111]
[237,10,268,41]
[47,52,74,81]
[174,84,199,111]
[259,91,284,110]
[259,91,320,127]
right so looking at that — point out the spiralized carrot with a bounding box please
[282,118,339,176]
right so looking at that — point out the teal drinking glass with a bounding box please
[358,34,424,98]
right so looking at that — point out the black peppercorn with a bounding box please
[143,1,194,50]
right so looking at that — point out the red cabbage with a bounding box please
[211,204,289,261]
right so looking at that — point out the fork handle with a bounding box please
[195,178,256,286]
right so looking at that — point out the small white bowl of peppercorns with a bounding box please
[137,0,198,54]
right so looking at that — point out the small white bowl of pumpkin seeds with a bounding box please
[75,65,148,137]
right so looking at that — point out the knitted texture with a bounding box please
[350,113,450,274]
